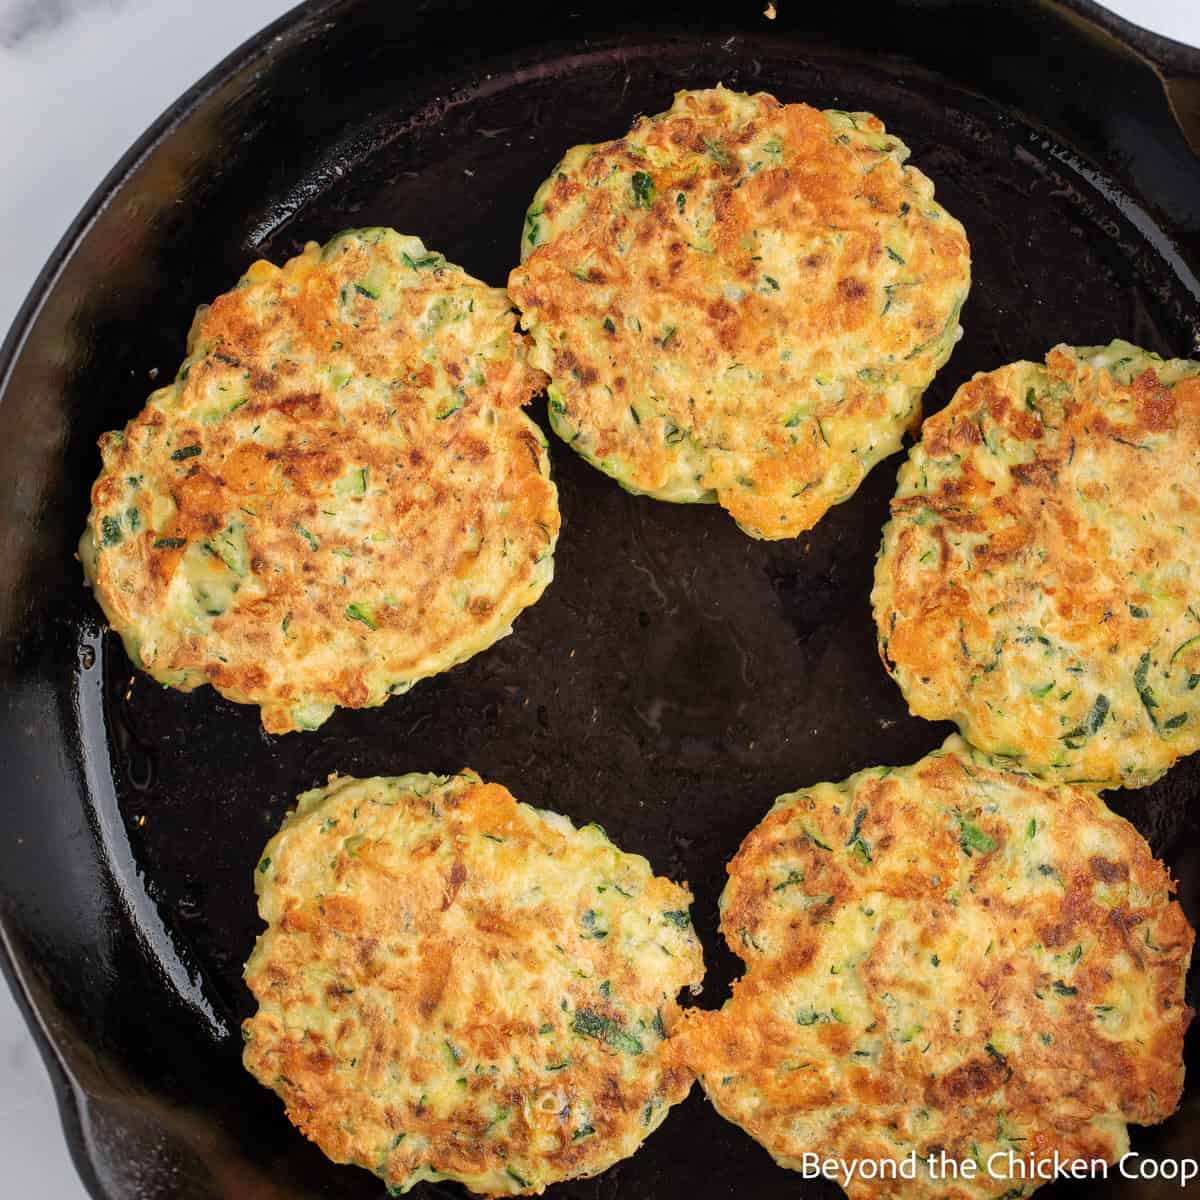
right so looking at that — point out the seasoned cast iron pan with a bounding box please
[2,1,1199,1196]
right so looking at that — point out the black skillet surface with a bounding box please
[2,1,1200,1197]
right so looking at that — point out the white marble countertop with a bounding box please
[1,1,1197,1197]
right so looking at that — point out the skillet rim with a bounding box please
[0,1,1197,1196]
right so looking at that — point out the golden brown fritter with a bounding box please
[243,772,705,1196]
[676,738,1193,1200]
[873,341,1200,788]
[508,86,970,539]
[80,229,559,733]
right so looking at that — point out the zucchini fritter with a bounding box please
[678,738,1193,1200]
[243,772,704,1196]
[80,229,558,733]
[508,86,970,539]
[874,341,1200,788]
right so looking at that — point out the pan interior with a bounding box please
[49,30,1200,1200]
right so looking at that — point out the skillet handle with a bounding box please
[1070,0,1200,154]
[1164,79,1200,156]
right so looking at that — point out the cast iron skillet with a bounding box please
[2,1,1199,1196]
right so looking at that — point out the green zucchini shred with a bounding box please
[570,1007,643,1055]
[631,171,655,208]
[956,814,996,857]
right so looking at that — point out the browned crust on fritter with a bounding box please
[82,230,559,732]
[509,87,970,538]
[243,772,704,1195]
[873,343,1200,786]
[675,740,1193,1200]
